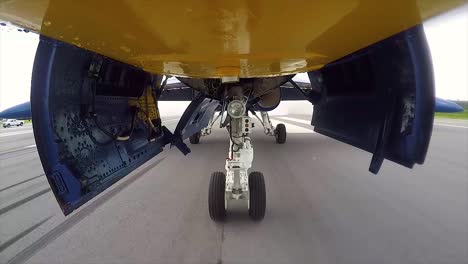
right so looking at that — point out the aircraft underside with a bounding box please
[27,24,436,219]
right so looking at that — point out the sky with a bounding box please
[0,6,467,111]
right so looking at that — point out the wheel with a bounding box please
[6,124,10,128]
[209,171,226,221]
[20,122,23,126]
[189,131,201,144]
[275,123,286,144]
[248,171,266,221]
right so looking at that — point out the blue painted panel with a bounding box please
[31,37,170,215]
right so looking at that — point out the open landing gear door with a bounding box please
[32,37,172,215]
[307,25,434,174]
[172,95,220,154]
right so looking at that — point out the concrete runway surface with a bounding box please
[0,116,467,264]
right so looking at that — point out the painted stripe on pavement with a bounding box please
[277,116,311,125]
[270,118,314,134]
[434,123,468,129]
[0,130,33,137]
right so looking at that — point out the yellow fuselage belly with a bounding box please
[0,0,465,78]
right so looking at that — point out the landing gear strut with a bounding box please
[252,111,287,144]
[194,108,287,145]
[209,98,266,221]
[189,110,222,144]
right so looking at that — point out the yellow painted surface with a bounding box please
[129,87,160,121]
[0,0,466,78]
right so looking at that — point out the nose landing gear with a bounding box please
[208,99,266,221]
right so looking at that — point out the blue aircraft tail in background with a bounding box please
[0,101,32,119]
[434,98,464,113]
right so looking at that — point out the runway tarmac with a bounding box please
[0,116,467,264]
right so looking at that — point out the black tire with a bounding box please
[209,171,226,221]
[248,171,266,221]
[6,124,10,128]
[275,123,286,144]
[189,131,201,144]
[20,122,23,126]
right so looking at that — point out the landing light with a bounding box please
[227,100,246,119]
